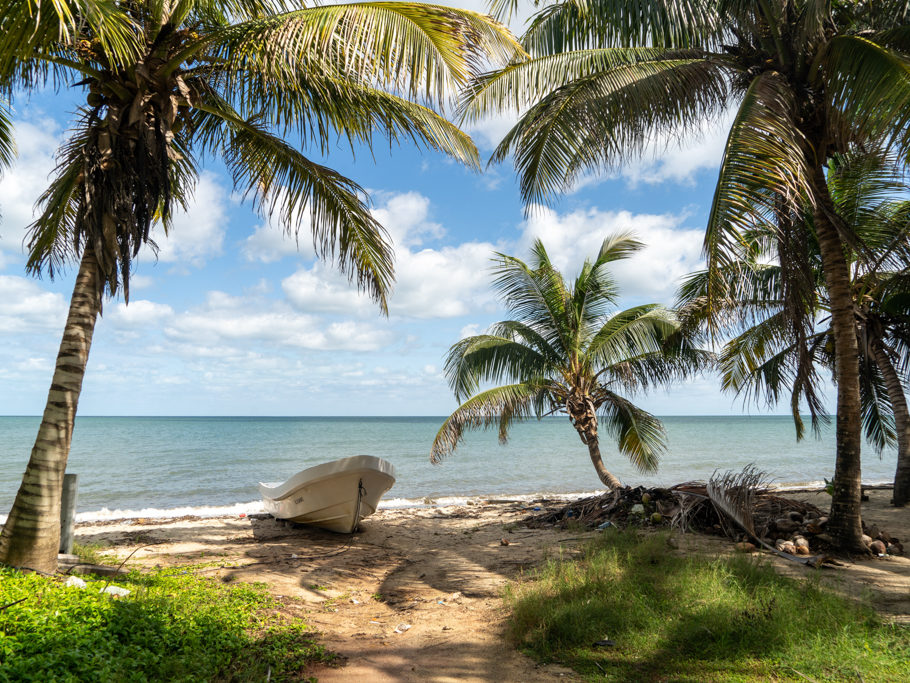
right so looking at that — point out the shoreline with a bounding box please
[53,479,892,525]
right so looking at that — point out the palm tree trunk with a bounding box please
[0,249,102,572]
[567,399,622,489]
[870,340,910,507]
[584,436,622,490]
[811,167,866,551]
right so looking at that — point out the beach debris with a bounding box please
[350,598,360,604]
[442,625,452,631]
[64,576,87,589]
[592,639,616,647]
[735,542,757,553]
[500,537,510,546]
[521,468,904,559]
[101,585,130,597]
[393,623,412,634]
[869,540,887,556]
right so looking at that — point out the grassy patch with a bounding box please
[0,566,332,682]
[506,530,910,682]
[71,542,115,566]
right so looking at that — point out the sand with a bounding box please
[73,489,910,682]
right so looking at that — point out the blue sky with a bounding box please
[0,4,822,417]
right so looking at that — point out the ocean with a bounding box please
[0,415,899,522]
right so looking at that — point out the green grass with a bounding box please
[505,530,910,682]
[0,565,332,682]
[71,542,115,566]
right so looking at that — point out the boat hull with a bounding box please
[258,455,396,533]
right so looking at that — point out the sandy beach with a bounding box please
[73,489,910,682]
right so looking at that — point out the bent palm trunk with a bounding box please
[812,170,866,551]
[0,249,102,572]
[870,340,910,507]
[568,396,622,489]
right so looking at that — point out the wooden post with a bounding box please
[59,473,79,554]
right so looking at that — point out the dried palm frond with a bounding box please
[707,465,818,565]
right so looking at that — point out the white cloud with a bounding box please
[129,275,154,290]
[148,172,228,266]
[465,112,520,152]
[0,119,62,261]
[282,266,375,316]
[617,119,731,187]
[243,216,316,263]
[163,290,393,352]
[389,242,498,318]
[519,206,704,301]
[459,323,481,339]
[278,191,498,320]
[109,300,174,326]
[371,191,444,248]
[0,275,67,333]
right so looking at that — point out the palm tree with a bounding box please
[460,0,910,550]
[431,235,709,489]
[678,152,910,507]
[0,0,520,572]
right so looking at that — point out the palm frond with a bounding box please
[824,35,910,157]
[194,102,394,311]
[430,382,550,462]
[521,0,721,53]
[0,100,13,171]
[443,333,552,402]
[491,243,574,356]
[598,391,665,472]
[587,304,680,367]
[490,56,730,204]
[208,2,521,107]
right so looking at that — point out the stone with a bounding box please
[102,585,130,597]
[862,534,873,544]
[773,518,800,533]
[793,536,809,548]
[64,576,87,589]
[795,545,811,555]
[868,525,881,541]
[869,540,887,556]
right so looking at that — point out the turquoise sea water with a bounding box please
[0,415,899,520]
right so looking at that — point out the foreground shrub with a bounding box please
[0,566,330,682]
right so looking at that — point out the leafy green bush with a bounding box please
[0,566,331,682]
[506,530,910,682]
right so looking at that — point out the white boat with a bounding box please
[258,455,396,533]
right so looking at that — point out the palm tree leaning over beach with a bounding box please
[461,0,910,550]
[432,235,710,489]
[0,0,520,572]
[678,152,910,506]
